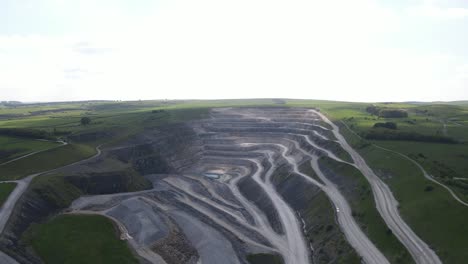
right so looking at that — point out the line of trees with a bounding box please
[0,128,52,139]
[366,106,408,118]
[364,130,457,144]
[373,122,397,130]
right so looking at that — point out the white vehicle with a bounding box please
[336,207,340,213]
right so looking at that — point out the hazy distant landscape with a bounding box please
[0,99,467,264]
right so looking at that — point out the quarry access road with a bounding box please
[315,110,442,264]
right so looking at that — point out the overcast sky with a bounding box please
[1,0,467,102]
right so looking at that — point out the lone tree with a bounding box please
[80,117,91,126]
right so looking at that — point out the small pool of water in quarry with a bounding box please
[203,173,221,179]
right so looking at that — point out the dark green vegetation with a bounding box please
[0,182,17,206]
[373,122,397,129]
[0,128,53,140]
[366,106,408,118]
[247,253,284,264]
[29,214,138,264]
[364,129,457,143]
[80,116,91,126]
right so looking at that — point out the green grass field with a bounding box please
[0,182,17,206]
[0,136,59,163]
[0,144,96,180]
[30,214,138,264]
[373,141,468,200]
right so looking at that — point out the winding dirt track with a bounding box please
[0,140,65,166]
[341,120,468,208]
[374,144,468,207]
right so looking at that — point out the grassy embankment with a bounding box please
[29,214,138,264]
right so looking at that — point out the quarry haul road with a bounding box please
[0,144,102,264]
[250,156,310,264]
[244,144,389,264]
[201,107,442,264]
[199,108,391,264]
[315,110,442,264]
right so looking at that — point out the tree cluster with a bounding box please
[366,106,408,118]
[364,130,457,144]
[373,122,397,130]
[0,128,52,139]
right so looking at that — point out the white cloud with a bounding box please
[0,0,467,102]
[407,1,468,19]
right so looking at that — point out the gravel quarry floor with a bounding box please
[66,107,441,264]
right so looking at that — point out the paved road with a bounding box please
[315,110,442,264]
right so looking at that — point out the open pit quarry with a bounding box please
[1,107,442,264]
